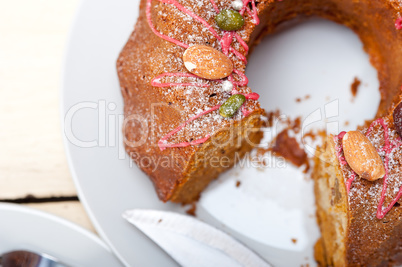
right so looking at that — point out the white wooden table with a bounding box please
[0,0,96,232]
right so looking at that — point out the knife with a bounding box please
[123,209,270,267]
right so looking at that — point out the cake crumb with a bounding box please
[295,95,310,103]
[158,219,163,223]
[291,238,298,244]
[258,111,313,172]
[236,180,241,187]
[344,120,350,126]
[272,129,310,172]
[186,203,197,216]
[264,109,281,127]
[351,77,362,98]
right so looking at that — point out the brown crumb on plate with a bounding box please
[236,181,241,187]
[272,129,310,173]
[295,95,311,103]
[258,111,316,172]
[186,202,197,216]
[351,77,361,98]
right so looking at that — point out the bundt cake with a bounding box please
[117,0,402,265]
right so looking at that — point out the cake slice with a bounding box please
[313,113,402,266]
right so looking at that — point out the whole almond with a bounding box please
[342,131,385,181]
[183,45,233,80]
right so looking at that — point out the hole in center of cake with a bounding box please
[246,18,380,132]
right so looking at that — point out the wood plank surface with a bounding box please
[0,0,94,232]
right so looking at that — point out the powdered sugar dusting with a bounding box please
[334,117,402,220]
[146,0,261,149]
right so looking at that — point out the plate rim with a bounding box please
[59,1,138,266]
[0,202,110,252]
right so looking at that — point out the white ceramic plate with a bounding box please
[0,203,121,267]
[61,0,380,266]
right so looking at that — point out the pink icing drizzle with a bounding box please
[159,0,222,40]
[239,0,260,25]
[335,119,402,219]
[366,119,402,219]
[229,68,249,88]
[158,92,260,150]
[241,106,253,117]
[209,0,220,13]
[334,131,356,193]
[146,0,188,48]
[396,17,402,30]
[146,0,259,150]
[221,32,248,63]
[151,0,251,64]
[158,105,220,150]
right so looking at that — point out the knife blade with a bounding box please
[123,209,270,267]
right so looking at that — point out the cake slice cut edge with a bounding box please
[313,117,402,266]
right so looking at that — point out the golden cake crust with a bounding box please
[314,116,402,266]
